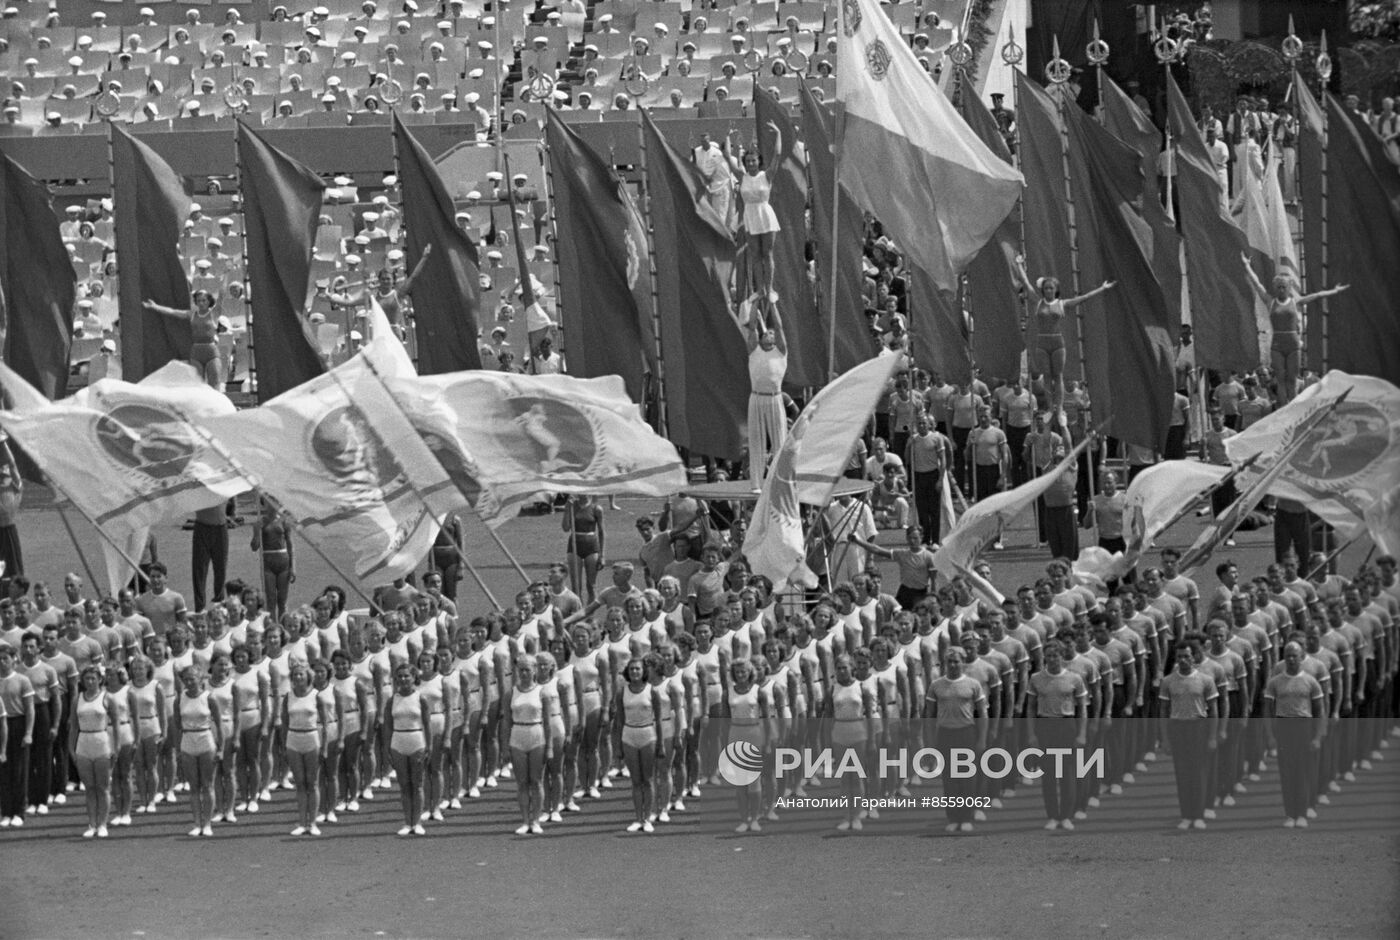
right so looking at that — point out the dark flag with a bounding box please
[640,110,748,462]
[1100,74,1183,338]
[1166,73,1257,375]
[1014,72,1082,384]
[235,122,327,401]
[543,107,656,403]
[909,267,972,385]
[0,151,76,399]
[391,112,483,373]
[1062,94,1176,451]
[111,123,191,380]
[1316,92,1400,385]
[800,78,872,375]
[753,85,823,388]
[1294,75,1325,366]
[957,88,1024,382]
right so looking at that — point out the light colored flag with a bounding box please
[199,351,455,582]
[384,370,687,521]
[0,361,247,592]
[1226,370,1399,543]
[932,435,1092,582]
[1179,390,1348,573]
[836,0,1022,291]
[744,355,903,590]
[1364,488,1399,557]
[1236,145,1298,363]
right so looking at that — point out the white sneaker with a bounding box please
[1122,773,1136,784]
[945,823,959,833]
[348,800,360,813]
[629,821,645,833]
[516,824,531,835]
[225,810,237,823]
[565,800,582,812]
[1060,819,1075,831]
[260,789,272,801]
[1223,795,1236,807]
[1328,781,1342,794]
[247,800,260,814]
[448,798,461,810]
[548,810,563,823]
[397,826,412,837]
[1144,751,1157,762]
[672,798,686,812]
[201,824,213,837]
[1282,818,1295,829]
[974,809,987,821]
[867,807,879,820]
[1317,795,1331,805]
[1295,817,1308,828]
[600,777,614,789]
[1191,819,1206,830]
[763,810,778,822]
[335,801,347,812]
[587,786,602,799]
[990,798,1003,809]
[850,818,863,831]
[412,824,426,836]
[836,820,850,831]
[325,811,338,824]
[958,822,973,833]
[292,826,307,836]
[189,827,203,838]
[1134,762,1149,772]
[361,787,374,800]
[468,786,482,799]
[1073,811,1087,821]
[236,801,249,812]
[309,824,322,836]
[54,793,67,805]
[97,826,109,838]
[530,821,544,834]
[1044,820,1059,831]
[1087,797,1100,808]
[145,802,157,814]
[10,816,21,827]
[748,820,760,833]
[82,826,95,838]
[316,814,327,823]
[34,804,48,816]
[486,774,499,788]
[1305,808,1317,819]
[1177,819,1191,830]
[1204,808,1217,819]
[430,810,444,822]
[1109,784,1123,795]
[1344,771,1356,782]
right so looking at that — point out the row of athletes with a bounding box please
[3,546,1392,837]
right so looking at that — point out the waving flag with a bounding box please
[386,369,687,522]
[744,355,902,589]
[836,0,1021,292]
[0,361,247,590]
[933,435,1093,581]
[1226,371,1400,543]
[1180,390,1350,573]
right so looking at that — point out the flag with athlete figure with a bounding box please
[1225,371,1399,546]
[383,369,687,524]
[744,355,903,591]
[0,360,247,591]
[198,330,458,583]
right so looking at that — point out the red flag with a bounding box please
[800,79,873,376]
[543,108,656,402]
[391,113,484,373]
[235,122,327,401]
[1166,73,1257,375]
[0,151,75,400]
[909,266,971,385]
[1100,74,1183,338]
[957,88,1025,382]
[640,109,748,461]
[111,123,192,380]
[1014,73,1083,384]
[1062,92,1177,451]
[753,85,823,389]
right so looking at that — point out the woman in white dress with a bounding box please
[728,122,784,295]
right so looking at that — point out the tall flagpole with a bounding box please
[826,107,844,382]
[633,124,669,436]
[231,120,256,398]
[539,112,564,348]
[949,40,975,380]
[1155,23,1178,223]
[1045,36,1085,419]
[1282,16,1306,311]
[1316,30,1332,374]
[1001,23,1030,381]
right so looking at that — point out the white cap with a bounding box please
[468,68,484,79]
[139,6,154,15]
[349,329,363,340]
[321,92,337,103]
[195,258,212,269]
[486,171,502,181]
[436,19,450,29]
[344,253,362,264]
[491,325,507,336]
[382,175,397,186]
[334,175,352,186]
[305,26,321,38]
[101,339,116,352]
[654,22,669,33]
[387,249,404,261]
[464,91,480,104]
[309,311,326,323]
[486,250,502,260]
[218,217,234,226]
[207,236,223,247]
[327,75,343,88]
[68,55,83,66]
[512,172,527,182]
[354,234,370,245]
[464,191,480,201]
[77,299,94,309]
[189,203,202,213]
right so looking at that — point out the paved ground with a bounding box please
[4,487,1398,939]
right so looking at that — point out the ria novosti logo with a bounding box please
[717,741,765,787]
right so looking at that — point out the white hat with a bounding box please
[77,299,94,309]
[387,249,404,261]
[327,75,343,87]
[436,19,451,29]
[486,171,502,182]
[512,172,527,182]
[139,6,154,15]
[597,12,612,21]
[216,315,232,330]
[467,68,484,79]
[465,191,481,200]
[531,244,550,257]
[344,253,362,265]
[195,258,212,269]
[463,91,479,104]
[309,311,326,323]
[218,217,234,226]
[100,339,116,352]
[372,195,389,206]
[349,329,363,340]
[65,205,82,215]
[428,40,444,51]
[321,92,337,103]
[382,175,397,186]
[68,55,83,66]
[362,211,380,222]
[654,22,669,33]
[207,236,223,247]
[490,325,507,336]
[189,202,202,213]
[354,234,370,246]
[305,26,321,38]
[334,175,352,186]
[486,250,502,260]
[314,5,330,15]
[477,40,492,50]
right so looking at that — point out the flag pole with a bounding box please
[826,105,844,382]
[52,499,101,593]
[1282,18,1307,355]
[1315,31,1332,374]
[633,124,669,437]
[1045,36,1085,419]
[1002,24,1030,380]
[539,110,564,349]
[231,120,256,399]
